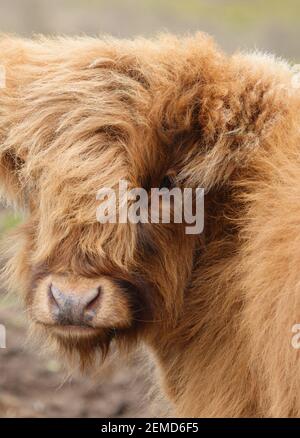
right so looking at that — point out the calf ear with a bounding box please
[0,36,32,206]
[0,149,25,206]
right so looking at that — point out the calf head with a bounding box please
[1,34,280,369]
[0,35,216,367]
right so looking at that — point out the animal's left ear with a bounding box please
[0,36,33,206]
[0,148,25,206]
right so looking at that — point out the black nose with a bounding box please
[49,283,100,326]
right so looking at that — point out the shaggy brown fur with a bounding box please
[0,33,300,417]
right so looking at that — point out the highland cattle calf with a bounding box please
[0,33,300,417]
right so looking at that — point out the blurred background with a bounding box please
[1,0,299,59]
[0,0,298,418]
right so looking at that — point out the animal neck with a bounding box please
[146,254,255,416]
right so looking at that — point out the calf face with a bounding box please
[0,36,201,366]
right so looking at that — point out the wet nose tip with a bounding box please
[49,283,101,325]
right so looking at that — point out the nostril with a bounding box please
[84,287,101,322]
[85,287,101,310]
[49,284,66,310]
